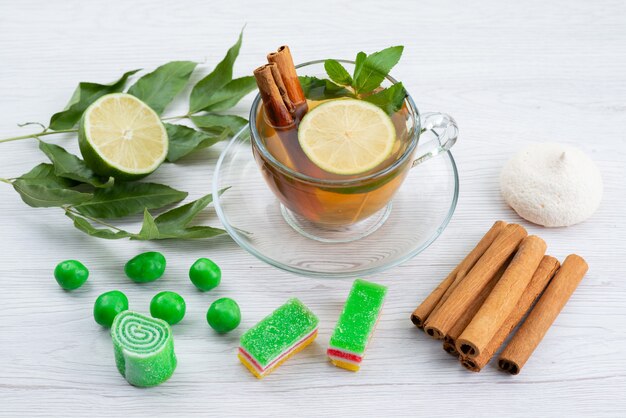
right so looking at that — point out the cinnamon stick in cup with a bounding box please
[253,62,300,171]
[254,63,295,127]
[456,235,547,358]
[269,64,296,115]
[423,223,527,339]
[267,46,307,118]
[498,254,588,375]
[254,48,325,219]
[460,255,560,371]
[256,47,327,185]
[411,221,508,328]
[442,261,509,356]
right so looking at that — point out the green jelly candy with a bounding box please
[54,260,89,290]
[94,290,129,327]
[111,311,177,387]
[125,251,166,283]
[239,298,319,370]
[189,258,221,291]
[150,291,186,325]
[329,279,387,355]
[207,298,241,333]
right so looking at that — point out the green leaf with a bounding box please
[65,211,131,239]
[12,164,93,207]
[324,59,352,86]
[15,163,77,187]
[363,82,407,114]
[12,182,90,208]
[137,209,160,240]
[154,190,226,229]
[49,69,140,130]
[353,46,403,94]
[353,51,367,81]
[164,123,228,162]
[155,225,226,239]
[298,76,351,100]
[127,61,197,115]
[190,114,247,135]
[195,76,257,112]
[38,141,113,188]
[133,192,228,240]
[74,182,187,219]
[189,30,244,113]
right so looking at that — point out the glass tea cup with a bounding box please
[250,60,458,243]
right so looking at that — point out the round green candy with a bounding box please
[189,258,221,291]
[54,260,89,290]
[150,291,186,325]
[94,290,129,327]
[125,251,166,283]
[206,298,241,333]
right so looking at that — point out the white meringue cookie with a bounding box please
[500,143,602,227]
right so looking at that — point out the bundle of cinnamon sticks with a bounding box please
[253,45,308,127]
[411,221,588,374]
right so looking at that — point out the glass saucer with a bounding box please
[212,126,459,278]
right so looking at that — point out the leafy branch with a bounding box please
[0,30,253,240]
[63,191,228,241]
[300,46,407,114]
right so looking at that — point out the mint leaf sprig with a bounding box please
[0,30,253,241]
[301,46,408,114]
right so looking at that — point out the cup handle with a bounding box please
[411,112,459,168]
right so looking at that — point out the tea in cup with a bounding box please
[251,47,457,241]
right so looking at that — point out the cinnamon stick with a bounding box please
[443,261,510,357]
[460,255,560,371]
[411,267,458,329]
[267,46,307,110]
[498,254,588,375]
[423,223,528,339]
[441,341,459,357]
[254,47,327,221]
[253,63,294,127]
[434,222,505,307]
[269,63,295,114]
[411,221,508,328]
[457,235,547,358]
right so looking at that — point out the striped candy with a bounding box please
[328,279,387,371]
[111,311,177,387]
[238,299,319,378]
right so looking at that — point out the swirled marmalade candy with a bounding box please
[238,298,318,379]
[327,279,387,371]
[111,311,177,387]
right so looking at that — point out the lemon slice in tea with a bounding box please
[79,93,168,180]
[298,99,396,176]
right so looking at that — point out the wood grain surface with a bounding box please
[0,0,625,416]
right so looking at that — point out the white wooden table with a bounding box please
[1,0,625,416]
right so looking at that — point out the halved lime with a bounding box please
[79,93,168,180]
[298,99,396,175]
